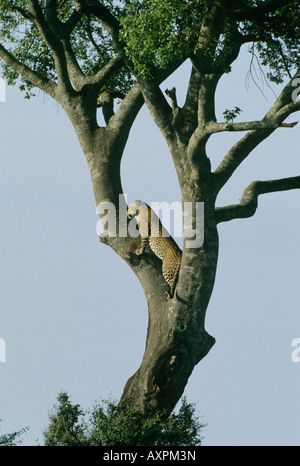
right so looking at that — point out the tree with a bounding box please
[0,0,299,418]
[43,391,90,446]
[43,391,204,446]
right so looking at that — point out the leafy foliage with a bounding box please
[0,420,29,446]
[236,0,300,83]
[0,0,134,97]
[120,0,300,80]
[120,0,205,79]
[0,1,299,95]
[223,106,242,122]
[43,391,89,446]
[43,391,205,446]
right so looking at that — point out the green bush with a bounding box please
[43,391,205,446]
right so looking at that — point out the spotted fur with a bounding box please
[127,200,182,298]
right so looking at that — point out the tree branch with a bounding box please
[28,0,61,53]
[73,0,120,45]
[86,55,124,89]
[138,80,172,137]
[206,120,298,134]
[100,83,144,160]
[234,0,296,21]
[216,176,300,223]
[27,0,73,93]
[45,0,62,35]
[105,58,188,165]
[214,69,300,192]
[0,42,57,98]
[135,58,189,147]
[165,87,179,115]
[185,73,221,165]
[64,9,82,36]
[3,3,33,20]
[181,66,202,137]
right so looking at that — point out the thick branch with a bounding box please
[139,81,172,136]
[0,42,57,98]
[275,101,300,122]
[235,0,296,21]
[3,4,33,20]
[28,0,61,53]
[197,73,221,124]
[184,74,221,165]
[45,0,62,34]
[216,176,300,223]
[64,9,82,36]
[86,55,124,89]
[74,0,120,44]
[27,0,73,93]
[136,59,188,148]
[103,84,144,161]
[181,67,202,136]
[44,1,90,91]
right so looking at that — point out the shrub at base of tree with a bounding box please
[43,391,205,447]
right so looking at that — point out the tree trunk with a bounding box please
[60,85,219,416]
[120,184,219,414]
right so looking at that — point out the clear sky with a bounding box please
[0,47,300,446]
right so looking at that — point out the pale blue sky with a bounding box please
[0,48,300,446]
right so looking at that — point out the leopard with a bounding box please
[127,200,182,298]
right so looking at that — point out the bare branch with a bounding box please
[139,81,173,141]
[275,100,300,122]
[216,176,300,223]
[104,83,144,154]
[107,59,187,162]
[181,67,202,137]
[206,120,298,134]
[197,74,221,124]
[165,87,179,113]
[214,69,300,192]
[185,73,221,164]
